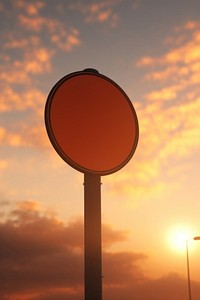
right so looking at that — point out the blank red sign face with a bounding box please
[45,70,139,175]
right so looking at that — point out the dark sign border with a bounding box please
[45,69,139,175]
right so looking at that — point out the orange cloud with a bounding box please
[0,47,54,87]
[70,1,120,28]
[159,98,200,159]
[16,200,41,211]
[3,37,29,49]
[0,200,198,300]
[103,79,194,197]
[2,1,81,55]
[145,85,180,101]
[138,97,200,161]
[0,87,45,112]
[0,123,48,149]
[25,2,45,16]
[0,200,135,299]
[137,56,155,67]
[0,84,49,149]
[23,48,53,74]
[138,21,200,86]
[0,5,82,153]
[17,14,81,51]
[102,223,127,249]
[135,21,200,164]
[104,158,166,200]
[18,14,46,31]
[51,28,81,51]
[14,0,45,16]
[0,126,24,147]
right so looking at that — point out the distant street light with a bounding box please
[186,236,200,300]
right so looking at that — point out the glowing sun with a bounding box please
[167,226,195,252]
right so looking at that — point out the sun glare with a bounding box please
[167,226,195,253]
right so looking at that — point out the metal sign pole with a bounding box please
[84,172,102,300]
[45,69,139,300]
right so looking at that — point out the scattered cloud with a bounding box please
[105,21,200,198]
[14,0,45,16]
[1,2,200,203]
[137,21,200,89]
[137,21,200,158]
[0,124,48,148]
[0,0,82,152]
[69,0,121,28]
[16,4,81,51]
[3,36,37,49]
[0,87,45,112]
[69,0,141,28]
[0,126,25,147]
[0,0,81,88]
[14,0,81,50]
[50,28,80,51]
[17,14,81,51]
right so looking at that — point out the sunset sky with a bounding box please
[1,0,200,299]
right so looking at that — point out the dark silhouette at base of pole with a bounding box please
[84,173,102,300]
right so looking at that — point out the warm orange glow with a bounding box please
[167,226,195,253]
[1,1,200,298]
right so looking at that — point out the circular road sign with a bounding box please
[45,69,139,175]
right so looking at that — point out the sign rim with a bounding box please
[45,70,139,175]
